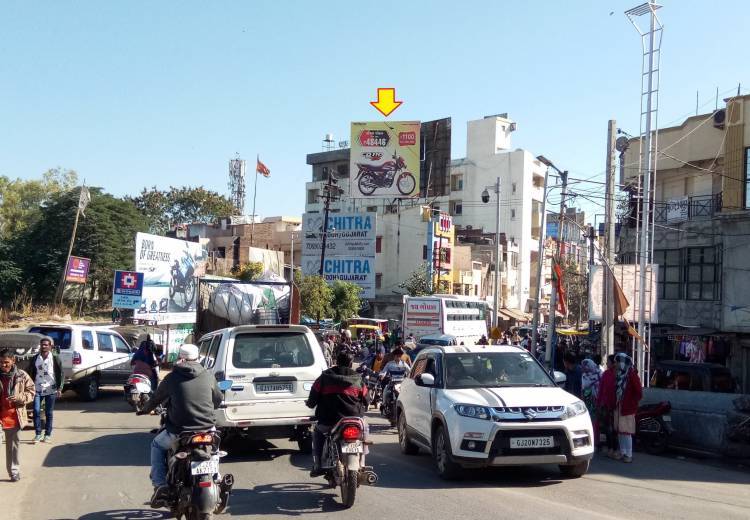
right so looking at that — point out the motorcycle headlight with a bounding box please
[454,404,492,420]
[561,400,588,420]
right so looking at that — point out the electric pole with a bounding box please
[318,170,342,276]
[546,170,568,369]
[604,120,617,357]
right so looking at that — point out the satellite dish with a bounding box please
[615,136,630,152]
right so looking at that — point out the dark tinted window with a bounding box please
[96,333,114,352]
[82,330,95,350]
[231,332,313,369]
[29,327,71,350]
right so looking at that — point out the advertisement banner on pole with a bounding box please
[65,256,90,284]
[588,264,659,323]
[301,212,377,299]
[112,270,144,309]
[349,121,420,198]
[134,232,208,324]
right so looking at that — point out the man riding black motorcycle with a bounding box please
[137,344,222,507]
[305,351,368,477]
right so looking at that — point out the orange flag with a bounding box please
[256,156,271,177]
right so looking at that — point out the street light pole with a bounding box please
[482,179,501,334]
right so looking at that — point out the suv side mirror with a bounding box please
[417,373,435,387]
[553,371,567,387]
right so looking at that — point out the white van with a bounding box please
[27,323,133,401]
[197,324,327,452]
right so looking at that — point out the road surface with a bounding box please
[2,389,750,520]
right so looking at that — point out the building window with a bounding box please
[510,208,516,220]
[512,182,517,194]
[744,147,750,209]
[451,200,463,215]
[653,249,681,300]
[337,163,349,177]
[451,175,463,191]
[376,236,382,253]
[307,189,319,204]
[366,206,377,212]
[685,246,720,301]
[375,273,382,289]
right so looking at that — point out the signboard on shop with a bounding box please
[301,212,377,299]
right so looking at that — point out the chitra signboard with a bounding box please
[301,212,377,299]
[350,121,420,198]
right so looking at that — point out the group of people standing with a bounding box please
[564,352,643,463]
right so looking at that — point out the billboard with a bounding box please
[112,270,144,309]
[349,121,420,198]
[420,118,452,197]
[588,264,658,323]
[134,233,208,324]
[66,256,90,284]
[301,212,377,299]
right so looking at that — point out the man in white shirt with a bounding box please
[27,338,63,444]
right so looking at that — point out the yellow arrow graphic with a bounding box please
[370,88,403,117]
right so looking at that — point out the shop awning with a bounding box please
[498,307,531,322]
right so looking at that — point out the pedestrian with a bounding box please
[581,358,602,444]
[562,352,582,398]
[614,353,642,463]
[477,335,489,346]
[597,354,618,457]
[0,349,35,482]
[27,338,64,443]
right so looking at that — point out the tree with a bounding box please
[297,275,332,320]
[128,186,235,235]
[399,262,432,296]
[231,261,264,282]
[561,257,588,327]
[331,280,361,322]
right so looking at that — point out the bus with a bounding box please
[402,295,488,346]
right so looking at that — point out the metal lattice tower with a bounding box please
[228,156,246,215]
[626,1,663,381]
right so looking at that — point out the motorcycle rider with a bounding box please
[379,347,411,411]
[305,350,368,477]
[131,335,159,390]
[137,344,222,507]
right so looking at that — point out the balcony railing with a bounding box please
[654,192,722,223]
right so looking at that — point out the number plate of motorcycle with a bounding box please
[509,436,554,449]
[255,383,293,393]
[340,441,363,453]
[190,457,219,475]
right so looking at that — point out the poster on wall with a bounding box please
[349,121,420,198]
[134,232,208,324]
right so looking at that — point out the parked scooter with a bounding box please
[320,416,377,508]
[636,401,673,454]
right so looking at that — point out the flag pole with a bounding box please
[250,155,259,247]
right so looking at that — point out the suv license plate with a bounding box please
[256,383,293,393]
[191,457,219,475]
[510,436,553,449]
[340,441,363,453]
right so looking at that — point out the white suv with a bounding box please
[397,345,594,479]
[197,324,327,452]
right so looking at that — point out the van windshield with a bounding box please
[28,327,72,349]
[231,332,314,369]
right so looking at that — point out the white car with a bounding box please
[197,324,327,452]
[396,344,594,479]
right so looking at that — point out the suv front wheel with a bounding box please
[432,425,462,480]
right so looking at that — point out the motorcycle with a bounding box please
[170,257,196,307]
[380,369,407,426]
[152,380,234,520]
[355,152,416,196]
[320,416,377,508]
[356,366,383,410]
[636,401,673,454]
[124,373,153,412]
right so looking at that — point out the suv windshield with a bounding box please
[28,327,72,350]
[231,332,314,369]
[444,352,553,388]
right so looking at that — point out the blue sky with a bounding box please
[1,0,747,221]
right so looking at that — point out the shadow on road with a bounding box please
[75,510,168,520]
[56,388,133,414]
[223,438,311,470]
[229,483,343,516]
[43,432,151,468]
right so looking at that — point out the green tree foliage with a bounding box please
[399,262,432,296]
[231,261,264,282]
[0,168,78,239]
[129,186,235,235]
[298,275,332,320]
[331,280,361,322]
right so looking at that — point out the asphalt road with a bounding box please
[2,388,750,520]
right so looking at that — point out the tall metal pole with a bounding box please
[250,157,259,247]
[531,168,549,353]
[492,177,501,331]
[545,170,568,369]
[56,191,83,305]
[318,171,333,276]
[604,120,617,356]
[636,7,657,377]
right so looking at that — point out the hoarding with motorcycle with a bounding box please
[134,232,208,325]
[349,121,420,198]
